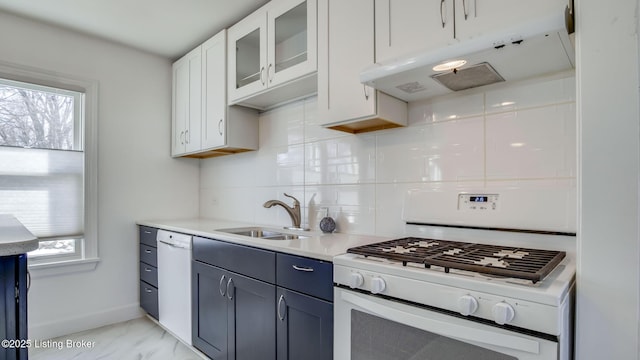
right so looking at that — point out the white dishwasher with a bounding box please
[156,230,192,345]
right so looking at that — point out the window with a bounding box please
[0,63,98,269]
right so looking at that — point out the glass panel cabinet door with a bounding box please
[236,29,262,89]
[268,0,317,87]
[228,9,268,102]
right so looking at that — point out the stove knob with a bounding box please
[348,273,364,289]
[370,277,386,294]
[457,295,478,316]
[492,302,515,325]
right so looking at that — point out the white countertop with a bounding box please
[136,218,388,262]
[0,214,38,256]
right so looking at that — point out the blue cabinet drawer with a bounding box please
[140,262,158,287]
[276,253,333,302]
[140,281,158,319]
[193,237,276,283]
[139,226,157,248]
[140,244,157,267]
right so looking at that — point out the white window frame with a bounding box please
[0,60,99,276]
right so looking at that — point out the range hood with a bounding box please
[360,10,575,102]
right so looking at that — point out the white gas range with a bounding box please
[332,187,576,360]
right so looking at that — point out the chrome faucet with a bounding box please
[263,193,304,230]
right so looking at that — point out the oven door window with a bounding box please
[351,309,516,360]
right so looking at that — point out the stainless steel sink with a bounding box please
[216,227,309,240]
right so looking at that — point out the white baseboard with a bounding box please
[28,302,144,340]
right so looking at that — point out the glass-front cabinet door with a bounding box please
[228,0,317,106]
[228,8,268,103]
[268,0,317,87]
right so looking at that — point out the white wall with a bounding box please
[576,0,640,359]
[200,72,576,237]
[0,11,200,339]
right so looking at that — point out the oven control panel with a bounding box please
[457,193,499,211]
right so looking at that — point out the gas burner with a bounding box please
[347,237,566,283]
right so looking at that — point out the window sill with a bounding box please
[28,257,100,278]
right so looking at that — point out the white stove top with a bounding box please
[333,231,576,336]
[334,250,575,307]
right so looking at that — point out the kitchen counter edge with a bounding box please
[136,218,387,262]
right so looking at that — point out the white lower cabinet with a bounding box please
[317,0,407,134]
[172,30,258,159]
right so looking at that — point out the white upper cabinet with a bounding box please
[375,0,454,63]
[375,0,567,63]
[317,0,407,134]
[172,47,202,156]
[202,33,227,150]
[228,0,318,110]
[455,0,567,41]
[172,30,258,159]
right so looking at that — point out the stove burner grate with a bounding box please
[347,237,565,283]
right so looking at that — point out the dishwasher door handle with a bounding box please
[158,239,189,249]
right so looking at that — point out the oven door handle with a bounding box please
[340,291,540,354]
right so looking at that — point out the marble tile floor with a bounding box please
[29,316,206,360]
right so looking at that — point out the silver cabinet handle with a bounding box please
[226,278,235,300]
[440,0,446,28]
[363,85,370,100]
[277,294,286,321]
[268,63,274,83]
[292,265,314,272]
[26,270,31,292]
[144,267,152,272]
[218,119,223,136]
[144,249,152,254]
[260,66,266,85]
[144,230,152,234]
[145,288,153,293]
[461,0,468,19]
[219,275,227,297]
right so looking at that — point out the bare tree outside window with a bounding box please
[0,84,75,150]
[0,80,83,258]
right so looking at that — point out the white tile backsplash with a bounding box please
[486,103,576,179]
[305,135,376,185]
[376,118,485,183]
[485,71,576,114]
[200,73,577,236]
[259,100,305,148]
[253,144,305,186]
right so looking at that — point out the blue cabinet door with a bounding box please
[192,260,230,359]
[228,271,276,360]
[276,287,333,360]
[0,254,28,360]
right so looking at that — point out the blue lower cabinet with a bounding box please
[191,238,333,360]
[192,260,276,360]
[0,254,28,360]
[276,288,333,360]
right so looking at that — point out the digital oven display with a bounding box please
[469,196,488,203]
